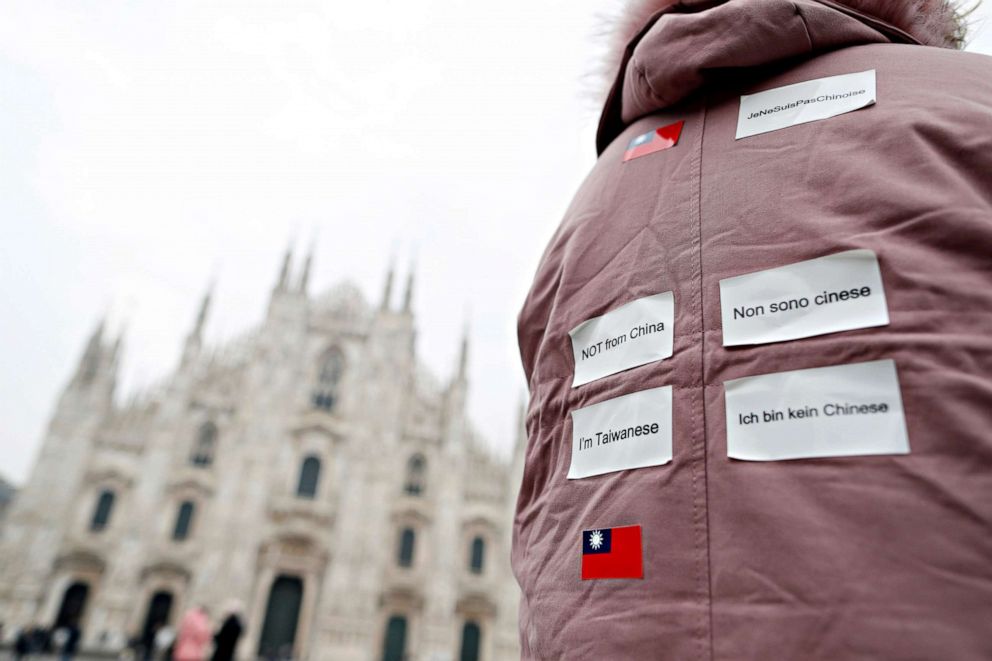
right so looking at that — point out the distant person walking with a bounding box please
[13,627,31,660]
[58,619,81,661]
[153,624,176,661]
[210,601,244,661]
[173,605,211,661]
[139,622,158,661]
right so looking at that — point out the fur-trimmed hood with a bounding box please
[611,0,967,55]
[597,0,973,153]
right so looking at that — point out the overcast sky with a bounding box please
[2,2,991,485]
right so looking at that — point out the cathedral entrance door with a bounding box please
[459,621,481,661]
[54,581,89,629]
[258,574,303,658]
[381,615,407,661]
[141,591,174,647]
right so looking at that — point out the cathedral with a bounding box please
[0,249,523,660]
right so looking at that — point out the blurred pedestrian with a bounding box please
[59,618,81,661]
[13,627,31,660]
[173,605,211,661]
[154,623,176,660]
[139,622,158,661]
[28,625,49,653]
[210,600,244,661]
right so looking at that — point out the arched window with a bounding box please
[397,527,416,568]
[296,455,321,499]
[90,490,115,532]
[459,621,482,661]
[469,536,485,574]
[172,501,195,541]
[381,615,407,661]
[312,347,345,412]
[190,422,217,467]
[403,454,426,496]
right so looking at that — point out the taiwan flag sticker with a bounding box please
[623,121,684,162]
[581,525,643,580]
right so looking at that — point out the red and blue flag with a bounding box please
[623,120,684,162]
[581,525,643,580]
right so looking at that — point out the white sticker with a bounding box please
[725,360,910,461]
[569,292,675,387]
[736,70,876,139]
[568,385,673,479]
[719,249,888,347]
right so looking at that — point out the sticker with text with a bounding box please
[569,291,675,387]
[736,70,876,139]
[568,385,673,479]
[719,249,888,347]
[623,121,684,161]
[724,359,910,461]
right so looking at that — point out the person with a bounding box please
[209,601,243,661]
[514,1,992,659]
[27,625,50,654]
[139,622,158,661]
[59,619,81,661]
[27,625,49,654]
[13,627,31,660]
[173,605,211,661]
[153,624,176,661]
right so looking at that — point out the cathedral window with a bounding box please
[459,621,482,661]
[190,422,217,467]
[312,347,345,412]
[296,455,321,499]
[172,501,196,541]
[381,615,407,661]
[90,489,115,532]
[469,536,485,574]
[403,454,426,496]
[397,527,416,567]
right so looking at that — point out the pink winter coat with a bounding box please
[515,1,992,659]
[173,608,212,661]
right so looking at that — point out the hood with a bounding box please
[597,0,966,153]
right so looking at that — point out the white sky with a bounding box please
[2,2,991,484]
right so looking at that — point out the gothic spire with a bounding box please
[193,285,211,340]
[276,244,293,291]
[73,315,107,386]
[402,266,414,313]
[380,261,395,311]
[181,284,211,367]
[298,245,314,295]
[84,316,106,356]
[457,323,469,382]
[111,327,125,367]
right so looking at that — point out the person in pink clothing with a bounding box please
[173,605,212,661]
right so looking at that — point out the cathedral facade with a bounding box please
[0,250,523,661]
